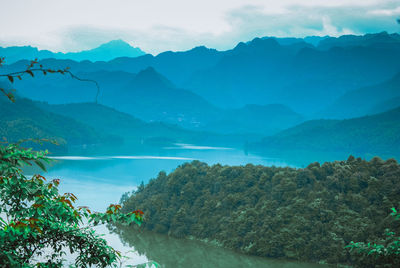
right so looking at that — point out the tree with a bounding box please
[346,207,400,267]
[0,58,143,267]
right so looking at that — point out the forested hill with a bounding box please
[0,96,103,153]
[37,101,225,147]
[0,96,223,153]
[121,158,400,266]
[251,106,400,160]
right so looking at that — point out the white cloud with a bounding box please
[320,17,355,36]
[369,6,400,16]
[0,0,399,53]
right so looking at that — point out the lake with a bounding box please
[40,144,325,267]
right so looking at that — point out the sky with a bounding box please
[0,0,399,54]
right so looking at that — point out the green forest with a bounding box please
[121,158,400,267]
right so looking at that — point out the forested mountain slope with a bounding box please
[252,107,400,159]
[321,72,400,119]
[37,101,212,147]
[0,96,103,152]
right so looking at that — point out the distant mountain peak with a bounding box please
[66,39,146,62]
[189,45,216,53]
[191,45,207,50]
[250,37,279,46]
[233,42,247,50]
[233,37,281,54]
[95,39,136,49]
[133,67,175,88]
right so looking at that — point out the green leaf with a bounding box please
[34,160,46,171]
[26,70,34,77]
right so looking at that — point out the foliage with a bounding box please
[0,140,143,267]
[346,207,400,267]
[0,57,100,103]
[0,58,143,267]
[121,157,400,266]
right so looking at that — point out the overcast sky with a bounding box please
[0,0,399,54]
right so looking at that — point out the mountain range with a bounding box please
[1,31,400,160]
[4,66,305,135]
[0,94,241,154]
[0,40,145,63]
[3,32,400,117]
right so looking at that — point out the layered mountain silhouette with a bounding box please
[0,95,102,152]
[1,31,400,159]
[1,94,250,153]
[6,66,304,134]
[185,34,400,112]
[203,104,304,135]
[4,32,399,117]
[317,32,400,50]
[0,40,145,63]
[252,107,400,159]
[36,101,211,147]
[321,73,400,119]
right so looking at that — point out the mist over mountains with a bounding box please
[1,31,400,160]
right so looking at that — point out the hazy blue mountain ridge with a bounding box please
[251,107,400,159]
[36,101,210,147]
[368,97,400,115]
[0,40,145,63]
[3,32,399,116]
[317,31,400,50]
[34,101,267,149]
[4,65,305,135]
[321,72,400,119]
[184,35,400,113]
[2,32,400,140]
[203,104,304,135]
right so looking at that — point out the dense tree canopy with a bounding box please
[121,158,400,266]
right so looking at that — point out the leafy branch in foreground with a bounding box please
[0,142,143,267]
[0,57,100,103]
[346,207,400,266]
[0,57,142,267]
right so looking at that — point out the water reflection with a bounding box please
[110,226,325,268]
